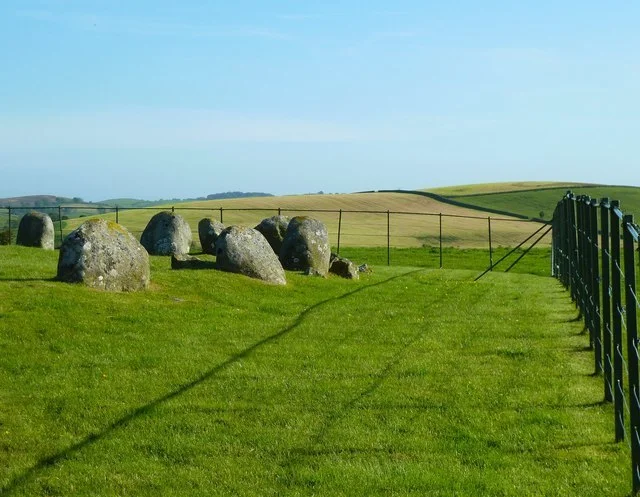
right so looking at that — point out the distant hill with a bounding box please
[0,192,274,232]
[97,192,273,207]
[1,192,274,209]
[0,195,91,208]
[422,182,640,221]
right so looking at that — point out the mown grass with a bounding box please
[0,246,630,496]
[340,246,552,277]
[440,185,640,221]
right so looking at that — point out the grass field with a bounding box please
[423,181,592,196]
[425,183,640,221]
[339,246,552,277]
[0,246,629,496]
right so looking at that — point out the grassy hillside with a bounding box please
[98,192,273,208]
[425,181,592,196]
[0,246,628,496]
[59,192,548,250]
[436,185,640,221]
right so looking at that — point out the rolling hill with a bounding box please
[423,182,640,221]
[8,182,639,249]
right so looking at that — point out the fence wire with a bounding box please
[2,204,551,274]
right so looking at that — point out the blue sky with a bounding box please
[1,1,638,201]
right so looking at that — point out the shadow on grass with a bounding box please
[279,290,450,476]
[565,344,593,353]
[0,268,425,495]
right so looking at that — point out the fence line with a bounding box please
[2,204,550,271]
[552,192,640,494]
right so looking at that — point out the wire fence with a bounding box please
[2,204,551,271]
[552,192,640,495]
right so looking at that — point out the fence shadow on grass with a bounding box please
[0,268,424,495]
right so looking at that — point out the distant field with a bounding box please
[424,181,592,196]
[60,192,549,250]
[440,185,640,221]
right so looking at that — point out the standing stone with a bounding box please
[16,211,55,250]
[57,219,150,291]
[255,215,290,255]
[215,226,286,285]
[279,216,331,276]
[198,218,225,255]
[140,211,192,255]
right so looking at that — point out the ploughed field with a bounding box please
[0,246,628,496]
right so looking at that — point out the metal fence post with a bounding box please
[116,206,119,224]
[568,194,578,305]
[575,196,585,321]
[581,197,589,321]
[601,198,613,401]
[582,197,594,348]
[590,199,602,374]
[562,196,571,287]
[220,207,223,224]
[439,212,443,269]
[387,210,390,266]
[610,201,625,442]
[623,215,640,493]
[488,216,493,271]
[337,209,342,255]
[7,206,11,244]
[58,205,63,247]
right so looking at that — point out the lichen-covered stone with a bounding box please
[57,219,150,291]
[255,215,290,255]
[140,211,191,255]
[198,218,225,255]
[215,226,286,285]
[16,211,55,250]
[329,253,359,280]
[279,217,331,276]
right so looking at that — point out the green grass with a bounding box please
[441,185,640,221]
[0,246,630,496]
[340,246,552,277]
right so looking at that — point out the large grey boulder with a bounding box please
[140,211,191,255]
[215,226,286,285]
[279,217,331,276]
[255,215,289,255]
[57,219,150,291]
[198,218,225,255]
[16,211,55,250]
[329,253,359,280]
